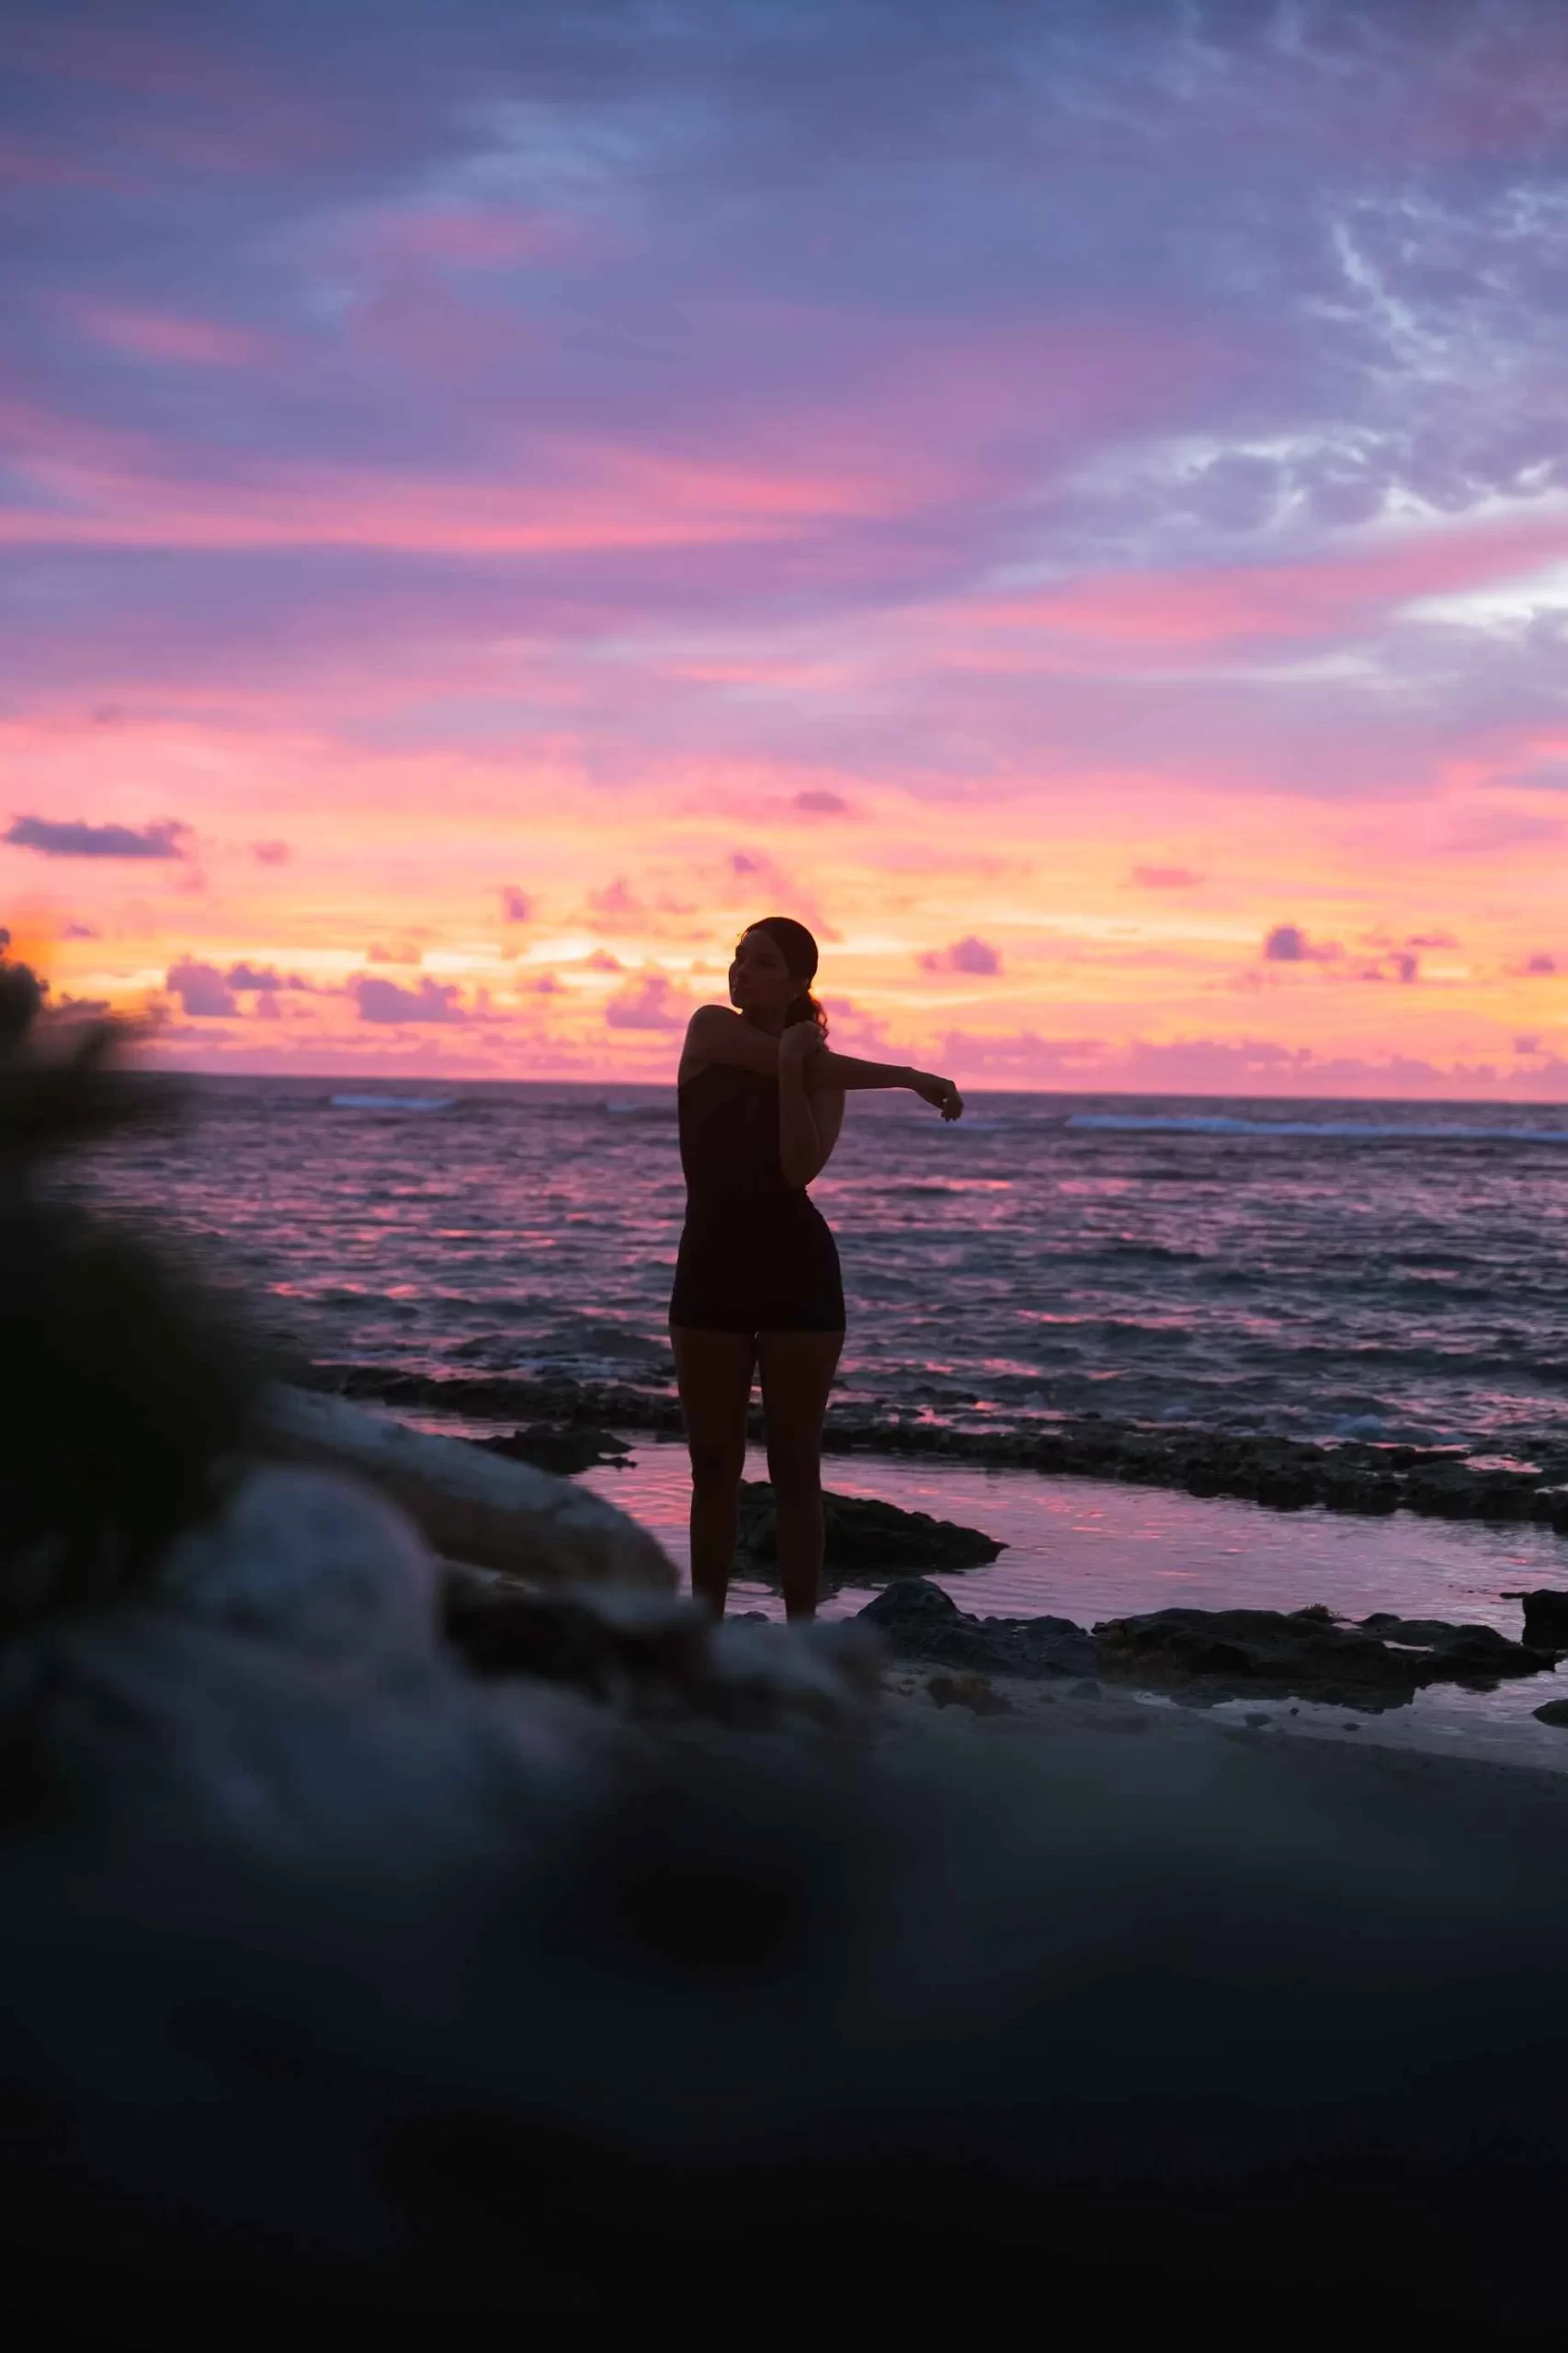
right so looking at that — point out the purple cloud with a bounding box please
[63,922,100,938]
[7,816,188,859]
[919,936,1002,976]
[251,840,290,865]
[501,886,531,922]
[349,974,463,1024]
[606,972,683,1030]
[1263,924,1341,965]
[225,961,308,991]
[1524,953,1558,975]
[794,790,849,815]
[166,958,236,1017]
[1131,865,1200,890]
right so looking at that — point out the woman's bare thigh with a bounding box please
[755,1329,844,1455]
[671,1327,756,1480]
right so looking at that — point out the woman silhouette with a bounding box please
[671,917,962,1621]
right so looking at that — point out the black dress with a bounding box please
[668,1063,846,1334]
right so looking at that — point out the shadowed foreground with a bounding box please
[4,963,1568,2336]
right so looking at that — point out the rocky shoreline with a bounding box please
[860,1576,1568,1715]
[307,1360,1568,1535]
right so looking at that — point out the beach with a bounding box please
[71,1074,1568,1762]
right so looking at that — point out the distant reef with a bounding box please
[305,1361,1568,1534]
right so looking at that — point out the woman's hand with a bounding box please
[778,1023,823,1075]
[912,1071,963,1120]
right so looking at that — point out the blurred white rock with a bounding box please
[256,1383,675,1592]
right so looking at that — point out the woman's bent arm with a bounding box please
[680,1007,955,1110]
[777,1038,824,1187]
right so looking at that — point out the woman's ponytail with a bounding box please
[784,988,828,1038]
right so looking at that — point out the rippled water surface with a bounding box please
[83,1076,1568,1453]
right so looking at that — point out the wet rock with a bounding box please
[858,1578,1099,1678]
[1095,1605,1553,1711]
[1520,1590,1568,1650]
[1403,1462,1540,1521]
[476,1424,633,1475]
[735,1483,1004,1574]
[1532,1699,1568,1729]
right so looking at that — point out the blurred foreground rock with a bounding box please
[257,1384,673,1592]
[443,1570,878,1732]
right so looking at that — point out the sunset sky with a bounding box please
[5,0,1568,1094]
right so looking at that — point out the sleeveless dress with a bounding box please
[668,1063,846,1334]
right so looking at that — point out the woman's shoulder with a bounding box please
[677,1063,776,1104]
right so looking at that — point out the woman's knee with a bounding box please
[766,1437,822,1498]
[687,1439,744,1497]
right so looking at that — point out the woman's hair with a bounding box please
[744,915,827,1036]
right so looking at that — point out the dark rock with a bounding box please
[1533,1699,1568,1728]
[860,1576,960,1628]
[858,1578,1099,1679]
[1095,1606,1553,1711]
[735,1483,1004,1574]
[476,1423,632,1475]
[1520,1590,1568,1649]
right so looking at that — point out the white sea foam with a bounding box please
[329,1094,456,1112]
[1066,1113,1568,1144]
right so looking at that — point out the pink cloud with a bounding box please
[918,936,1002,975]
[605,972,684,1030]
[966,516,1568,654]
[0,425,904,557]
[356,200,587,270]
[80,306,270,369]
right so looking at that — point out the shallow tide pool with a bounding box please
[576,1436,1568,1768]
[398,1410,1568,1768]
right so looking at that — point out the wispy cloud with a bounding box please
[7,815,188,858]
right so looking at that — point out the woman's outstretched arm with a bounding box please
[680,1006,962,1118]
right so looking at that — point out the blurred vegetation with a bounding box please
[0,932,260,1627]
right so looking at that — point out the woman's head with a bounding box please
[729,917,826,1034]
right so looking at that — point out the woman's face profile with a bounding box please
[729,927,795,1012]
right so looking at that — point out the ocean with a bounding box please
[85,1075,1568,1460]
[73,1073,1568,1754]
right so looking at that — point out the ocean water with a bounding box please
[81,1074,1568,1457]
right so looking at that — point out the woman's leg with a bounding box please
[671,1326,756,1618]
[756,1329,844,1622]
